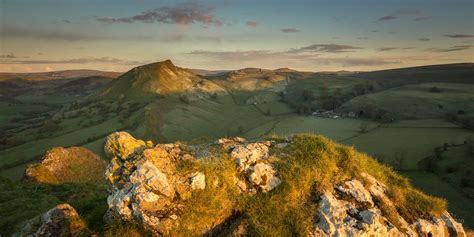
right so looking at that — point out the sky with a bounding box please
[0,0,473,72]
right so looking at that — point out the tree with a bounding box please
[358,123,369,133]
[302,90,315,101]
[38,119,61,134]
[429,87,442,93]
[393,150,406,170]
[319,85,329,99]
[179,95,191,104]
[334,88,343,98]
[467,136,474,156]
[354,84,366,95]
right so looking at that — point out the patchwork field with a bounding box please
[0,63,473,229]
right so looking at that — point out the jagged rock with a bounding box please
[23,146,106,184]
[440,212,466,236]
[217,137,247,150]
[247,163,281,192]
[313,175,466,237]
[104,131,146,160]
[16,204,90,237]
[313,191,404,237]
[274,142,289,149]
[411,212,467,237]
[103,132,465,236]
[336,179,374,208]
[104,135,206,234]
[230,142,270,172]
[189,172,206,190]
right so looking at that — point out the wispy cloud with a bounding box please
[96,2,222,26]
[319,57,400,66]
[414,16,432,21]
[376,8,430,22]
[444,34,474,38]
[290,44,363,53]
[246,20,257,27]
[0,57,148,65]
[1,27,96,41]
[417,37,430,42]
[376,15,398,22]
[188,50,280,61]
[0,53,18,59]
[427,45,472,52]
[0,26,194,42]
[188,49,398,67]
[377,47,400,51]
[281,28,300,33]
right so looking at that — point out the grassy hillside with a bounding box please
[338,83,474,120]
[97,60,221,100]
[0,134,450,236]
[0,62,472,228]
[356,63,474,88]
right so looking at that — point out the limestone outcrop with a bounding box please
[23,146,106,184]
[313,176,466,237]
[102,132,466,236]
[15,204,90,237]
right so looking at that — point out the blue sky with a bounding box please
[0,0,473,72]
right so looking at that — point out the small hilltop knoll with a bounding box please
[16,131,466,236]
[23,146,106,184]
[98,60,223,99]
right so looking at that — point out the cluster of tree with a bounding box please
[179,95,191,104]
[428,86,443,93]
[38,119,61,134]
[296,83,376,115]
[446,113,474,130]
[358,104,393,122]
[0,136,25,150]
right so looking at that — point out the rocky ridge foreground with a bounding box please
[101,132,465,236]
[17,132,466,236]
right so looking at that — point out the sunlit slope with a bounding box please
[98,60,222,99]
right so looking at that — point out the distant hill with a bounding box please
[98,60,222,99]
[355,63,474,88]
[0,70,121,81]
[189,68,229,76]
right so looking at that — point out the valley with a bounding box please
[0,61,473,233]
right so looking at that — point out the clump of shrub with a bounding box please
[179,95,191,104]
[429,86,442,93]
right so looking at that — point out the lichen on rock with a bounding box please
[23,146,106,184]
[102,132,466,236]
[16,204,90,237]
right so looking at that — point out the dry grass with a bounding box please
[103,134,448,235]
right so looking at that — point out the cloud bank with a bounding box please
[96,2,222,26]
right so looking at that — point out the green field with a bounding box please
[339,83,474,119]
[0,63,473,229]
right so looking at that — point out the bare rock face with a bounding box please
[247,163,281,193]
[103,132,465,236]
[23,146,106,184]
[313,175,466,237]
[228,140,281,193]
[104,132,282,234]
[231,142,270,172]
[104,134,206,234]
[17,204,90,237]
